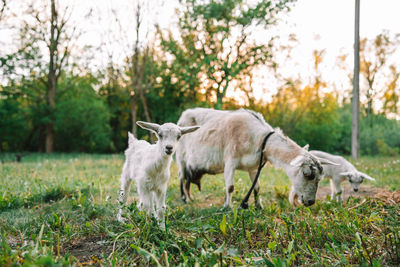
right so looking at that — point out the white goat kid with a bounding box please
[309,150,376,201]
[117,121,199,227]
[176,108,338,208]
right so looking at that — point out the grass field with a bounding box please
[0,153,399,266]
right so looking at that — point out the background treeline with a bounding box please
[0,0,399,155]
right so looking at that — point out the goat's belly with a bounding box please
[237,153,260,170]
[187,149,224,173]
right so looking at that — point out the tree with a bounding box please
[160,0,293,109]
[2,0,77,152]
[41,0,70,152]
[107,0,155,136]
[382,65,399,116]
[359,32,399,117]
[258,49,340,152]
[98,62,130,152]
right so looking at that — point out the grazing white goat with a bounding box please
[176,108,338,208]
[309,150,376,201]
[117,121,200,227]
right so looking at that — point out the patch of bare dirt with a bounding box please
[188,194,224,209]
[62,235,112,265]
[317,184,400,204]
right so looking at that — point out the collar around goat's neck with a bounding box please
[261,131,275,161]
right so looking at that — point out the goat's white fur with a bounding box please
[308,150,376,201]
[176,108,338,208]
[117,121,199,227]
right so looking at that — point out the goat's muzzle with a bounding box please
[301,195,315,206]
[165,145,173,155]
[304,199,315,206]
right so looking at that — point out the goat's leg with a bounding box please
[184,178,193,201]
[248,169,263,209]
[137,185,153,217]
[289,186,297,205]
[117,168,132,222]
[154,184,167,228]
[223,161,236,208]
[330,178,343,202]
[180,178,187,203]
[179,167,192,203]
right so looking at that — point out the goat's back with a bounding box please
[309,150,356,176]
[177,108,273,171]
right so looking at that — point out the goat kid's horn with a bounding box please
[290,155,305,167]
[358,171,376,181]
[316,157,340,166]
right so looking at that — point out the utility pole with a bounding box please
[352,0,360,159]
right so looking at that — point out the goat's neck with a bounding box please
[151,142,172,170]
[264,135,302,171]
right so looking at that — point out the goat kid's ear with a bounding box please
[317,157,340,166]
[290,155,304,167]
[136,121,160,134]
[180,125,200,135]
[303,144,309,151]
[358,171,376,181]
[128,132,135,145]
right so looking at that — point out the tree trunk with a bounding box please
[215,90,223,110]
[139,88,151,122]
[130,92,138,135]
[46,72,56,153]
[45,123,54,153]
[352,0,360,159]
[45,0,57,153]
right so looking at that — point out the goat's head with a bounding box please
[137,121,200,156]
[339,171,375,192]
[289,152,339,206]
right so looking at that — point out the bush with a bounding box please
[54,76,112,152]
[0,96,29,152]
[360,114,400,156]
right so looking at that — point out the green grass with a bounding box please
[0,153,399,266]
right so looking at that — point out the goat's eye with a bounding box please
[158,133,163,138]
[303,167,316,180]
[177,134,181,140]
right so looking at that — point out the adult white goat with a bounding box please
[176,108,338,208]
[309,150,376,201]
[117,121,199,227]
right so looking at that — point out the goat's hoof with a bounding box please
[240,202,249,209]
[222,204,232,211]
[159,222,166,229]
[255,203,264,210]
[181,196,188,203]
[117,214,126,223]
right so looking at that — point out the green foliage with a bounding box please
[0,73,113,153]
[0,96,29,152]
[98,68,131,152]
[360,114,400,156]
[54,75,112,152]
[256,81,342,153]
